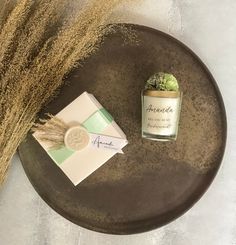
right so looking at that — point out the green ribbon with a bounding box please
[48,108,113,165]
[83,108,113,133]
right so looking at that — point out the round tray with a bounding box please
[18,24,227,234]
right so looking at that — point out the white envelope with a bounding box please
[33,91,128,185]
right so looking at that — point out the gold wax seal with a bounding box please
[64,126,90,151]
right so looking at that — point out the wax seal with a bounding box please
[64,126,90,151]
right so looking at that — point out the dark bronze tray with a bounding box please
[18,24,227,234]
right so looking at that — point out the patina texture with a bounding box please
[18,24,226,234]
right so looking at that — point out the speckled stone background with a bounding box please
[0,0,236,244]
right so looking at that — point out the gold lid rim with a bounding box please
[143,90,182,98]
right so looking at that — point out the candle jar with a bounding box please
[141,90,182,141]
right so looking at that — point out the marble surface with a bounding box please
[1,0,236,244]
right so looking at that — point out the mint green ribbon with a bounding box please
[48,108,113,165]
[83,108,113,133]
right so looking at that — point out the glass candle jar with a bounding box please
[141,90,182,141]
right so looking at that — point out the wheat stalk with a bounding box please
[0,0,138,185]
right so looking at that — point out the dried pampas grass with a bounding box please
[0,0,138,185]
[32,114,69,149]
